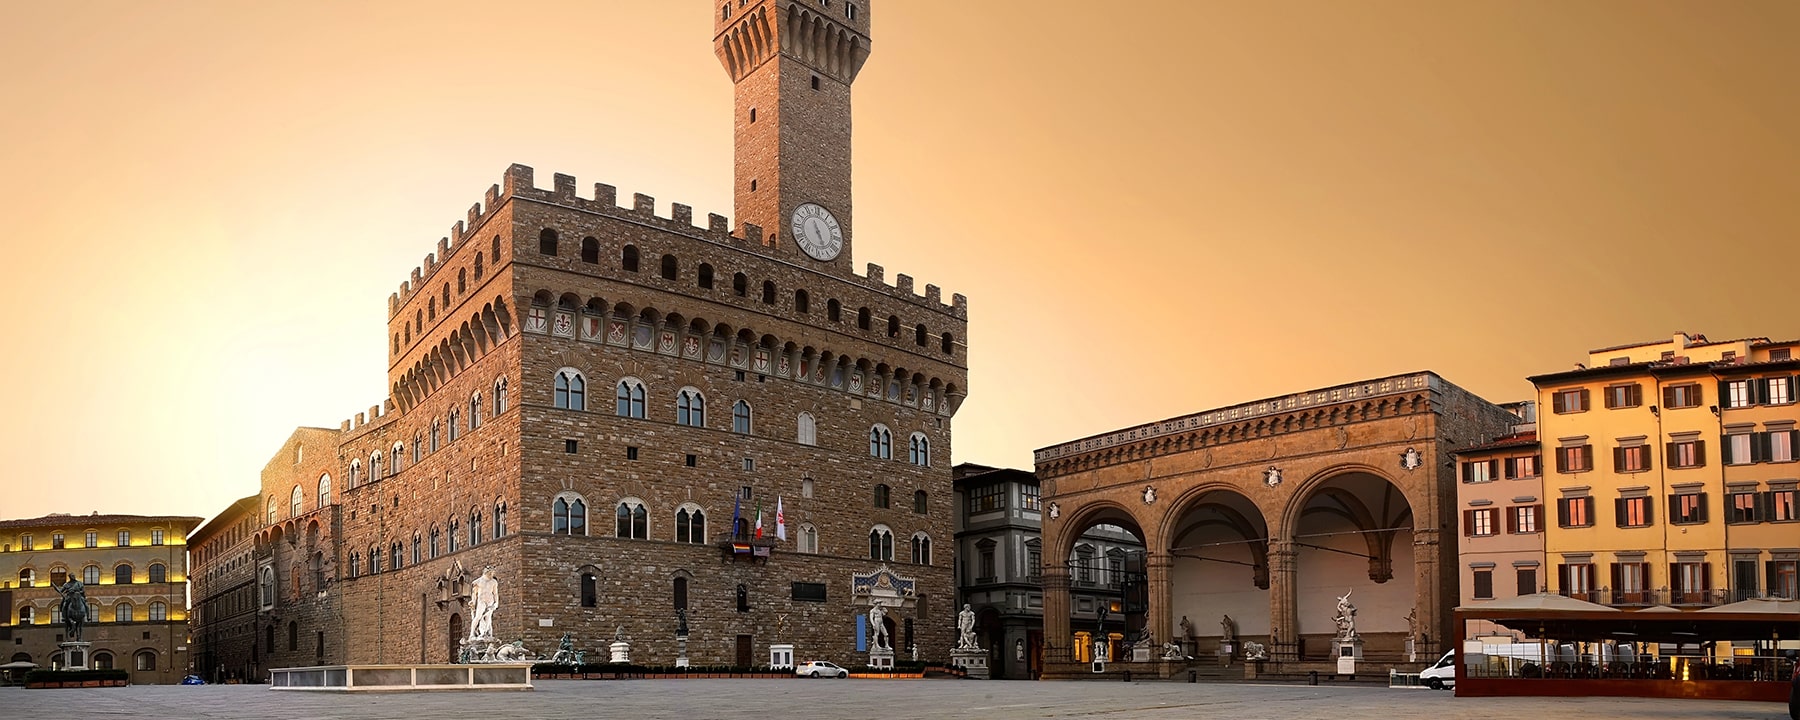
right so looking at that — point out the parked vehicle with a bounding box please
[180,674,206,685]
[795,660,848,678]
[1420,650,1456,690]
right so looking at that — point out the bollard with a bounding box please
[1309,670,1319,686]
[1189,670,1197,683]
[1123,670,1132,683]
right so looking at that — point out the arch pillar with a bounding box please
[1040,566,1073,670]
[1266,539,1300,661]
[1146,553,1173,648]
[1411,527,1444,660]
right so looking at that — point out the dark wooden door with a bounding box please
[449,614,463,663]
[736,634,753,667]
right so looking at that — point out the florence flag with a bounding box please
[776,496,787,541]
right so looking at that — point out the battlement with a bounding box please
[341,399,397,435]
[389,164,966,321]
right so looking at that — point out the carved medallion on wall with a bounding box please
[1399,447,1422,472]
[1047,502,1060,520]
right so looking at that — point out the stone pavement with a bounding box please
[0,679,1789,720]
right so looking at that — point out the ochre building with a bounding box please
[199,0,970,671]
[1,513,201,684]
[1034,373,1514,679]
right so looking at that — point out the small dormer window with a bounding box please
[847,3,857,20]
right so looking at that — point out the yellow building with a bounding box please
[1,513,202,684]
[1529,332,1799,608]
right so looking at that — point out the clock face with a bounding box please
[790,203,843,262]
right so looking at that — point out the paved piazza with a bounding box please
[2,680,1789,719]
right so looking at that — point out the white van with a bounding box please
[1420,649,1456,690]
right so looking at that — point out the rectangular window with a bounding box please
[1769,560,1798,600]
[1614,496,1652,528]
[1672,561,1711,604]
[791,582,828,603]
[1555,445,1593,473]
[1557,497,1594,528]
[1552,389,1590,414]
[1560,563,1595,597]
[1021,484,1042,511]
[1769,489,1797,521]
[1770,430,1797,463]
[1724,434,1753,465]
[1504,455,1540,479]
[1517,567,1538,596]
[1509,504,1540,533]
[1767,377,1793,405]
[626,446,639,461]
[1604,383,1643,409]
[84,532,97,548]
[20,534,31,551]
[1667,440,1705,469]
[117,530,129,546]
[152,530,164,545]
[1728,492,1761,524]
[1663,383,1702,409]
[1465,508,1497,537]
[1725,379,1754,408]
[52,534,64,550]
[1462,460,1496,483]
[1472,569,1494,600]
[968,484,1006,514]
[1614,445,1651,473]
[1670,492,1708,524]
[1612,562,1650,604]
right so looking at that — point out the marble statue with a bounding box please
[677,608,689,637]
[1161,641,1185,660]
[51,576,88,642]
[868,604,890,649]
[468,567,499,640]
[1405,608,1418,640]
[1243,641,1268,661]
[494,640,533,663]
[549,632,579,665]
[957,604,979,650]
[1333,589,1358,640]
[614,625,626,642]
[1220,614,1235,643]
[1179,615,1196,644]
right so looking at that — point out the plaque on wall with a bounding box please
[632,324,654,350]
[659,330,678,355]
[581,316,604,343]
[708,339,727,364]
[753,349,771,374]
[730,344,749,369]
[607,320,629,346]
[552,311,575,338]
[524,306,549,334]
[776,354,790,377]
[848,371,863,394]
[683,335,702,360]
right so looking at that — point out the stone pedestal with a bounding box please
[609,641,631,664]
[59,641,91,671]
[950,647,989,679]
[676,635,689,668]
[1131,646,1151,663]
[868,646,894,670]
[1333,636,1364,660]
[769,643,794,670]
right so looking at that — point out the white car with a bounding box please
[795,660,849,678]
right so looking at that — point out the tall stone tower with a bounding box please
[715,0,871,276]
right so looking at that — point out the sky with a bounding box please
[3,1,1796,524]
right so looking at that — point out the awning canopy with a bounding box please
[0,661,38,669]
[1457,596,1800,644]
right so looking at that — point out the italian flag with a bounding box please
[754,501,764,538]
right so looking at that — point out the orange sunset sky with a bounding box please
[2,1,1796,523]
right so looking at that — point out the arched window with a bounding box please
[581,573,598,608]
[447,409,460,442]
[674,576,689,611]
[554,369,586,410]
[135,650,157,671]
[869,425,893,459]
[113,601,131,623]
[457,268,466,295]
[675,506,707,544]
[622,245,640,272]
[469,510,482,546]
[449,518,460,552]
[316,474,332,507]
[794,289,810,313]
[391,442,405,474]
[616,501,648,539]
[17,606,32,625]
[941,332,955,355]
[430,420,441,452]
[802,477,815,498]
[469,392,482,430]
[761,280,776,305]
[553,495,587,536]
[494,501,507,538]
[539,228,558,256]
[442,284,450,312]
[733,273,748,297]
[873,484,891,509]
[369,452,383,482]
[410,535,420,566]
[494,377,509,415]
[474,252,484,279]
[349,552,361,578]
[828,299,842,322]
[390,541,402,570]
[429,527,441,558]
[616,379,647,418]
[698,263,715,289]
[491,235,502,263]
[660,254,678,280]
[797,412,817,446]
[913,489,929,514]
[149,563,166,584]
[348,459,361,490]
[857,307,871,330]
[93,651,113,670]
[116,564,133,585]
[259,566,274,607]
[676,388,706,427]
[911,533,932,565]
[413,431,423,461]
[83,565,100,585]
[868,527,894,561]
[368,546,381,574]
[288,486,302,518]
[572,235,596,263]
[719,401,749,435]
[909,433,931,467]
[887,315,900,337]
[428,297,436,321]
[799,524,819,554]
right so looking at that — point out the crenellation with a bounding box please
[451,219,466,244]
[437,237,450,260]
[895,273,914,296]
[410,267,422,285]
[865,263,884,284]
[340,419,351,431]
[369,404,381,420]
[484,182,501,210]
[708,212,730,234]
[382,399,393,413]
[423,252,436,277]
[594,182,617,208]
[389,293,400,316]
[633,192,655,217]
[745,222,764,245]
[467,202,483,228]
[952,293,968,317]
[503,163,534,196]
[925,284,941,304]
[355,412,366,428]
[671,202,693,226]
[552,172,577,200]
